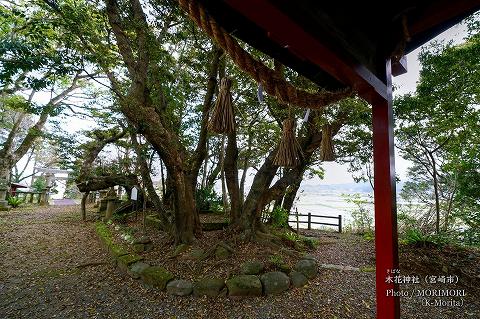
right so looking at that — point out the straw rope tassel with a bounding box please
[273,118,303,167]
[320,124,335,161]
[208,77,235,134]
[177,0,353,110]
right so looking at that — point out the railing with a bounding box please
[17,192,44,204]
[289,209,342,233]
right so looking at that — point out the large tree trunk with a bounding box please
[171,168,198,244]
[429,153,441,234]
[240,111,349,239]
[241,150,279,237]
[130,130,170,229]
[239,133,254,205]
[282,178,303,213]
[188,46,223,187]
[0,157,14,182]
[81,191,89,221]
[225,131,241,224]
[219,135,228,212]
[77,174,138,193]
[104,0,223,243]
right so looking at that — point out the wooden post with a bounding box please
[295,208,299,234]
[338,215,342,233]
[307,212,311,230]
[372,60,400,319]
[29,193,34,203]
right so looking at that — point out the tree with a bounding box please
[395,16,480,237]
[43,0,355,245]
[0,2,96,185]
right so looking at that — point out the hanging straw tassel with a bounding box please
[273,118,303,167]
[208,77,235,134]
[320,124,335,161]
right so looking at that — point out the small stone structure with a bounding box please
[39,188,49,206]
[94,221,319,298]
[105,188,121,220]
[0,179,8,210]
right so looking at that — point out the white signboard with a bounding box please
[131,187,138,201]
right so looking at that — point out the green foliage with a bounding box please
[333,97,374,183]
[342,193,373,234]
[0,4,81,89]
[401,228,430,246]
[282,231,299,242]
[395,24,480,241]
[195,186,223,212]
[270,206,289,228]
[31,177,47,192]
[363,229,374,241]
[268,253,291,272]
[63,183,80,199]
[268,254,284,267]
[7,196,22,208]
[400,228,457,247]
[397,210,418,234]
[302,236,320,249]
[279,231,301,247]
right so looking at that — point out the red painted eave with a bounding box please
[224,0,387,103]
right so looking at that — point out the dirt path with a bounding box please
[0,206,478,318]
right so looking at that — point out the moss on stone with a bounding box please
[117,253,143,266]
[110,243,129,257]
[140,266,174,290]
[95,221,129,257]
[95,221,113,246]
[226,275,262,296]
[193,278,225,297]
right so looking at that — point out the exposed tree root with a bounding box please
[75,261,108,269]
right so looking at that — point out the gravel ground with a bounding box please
[0,205,478,318]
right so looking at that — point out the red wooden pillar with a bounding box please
[372,59,400,319]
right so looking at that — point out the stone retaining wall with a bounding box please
[94,221,319,297]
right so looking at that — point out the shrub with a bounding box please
[402,228,427,245]
[401,228,454,247]
[342,193,373,234]
[7,196,22,208]
[271,206,289,228]
[283,231,299,242]
[302,236,320,249]
[195,186,223,212]
[363,229,375,241]
[63,183,81,199]
[269,254,290,272]
[31,177,47,192]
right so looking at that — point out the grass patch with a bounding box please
[360,266,376,272]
